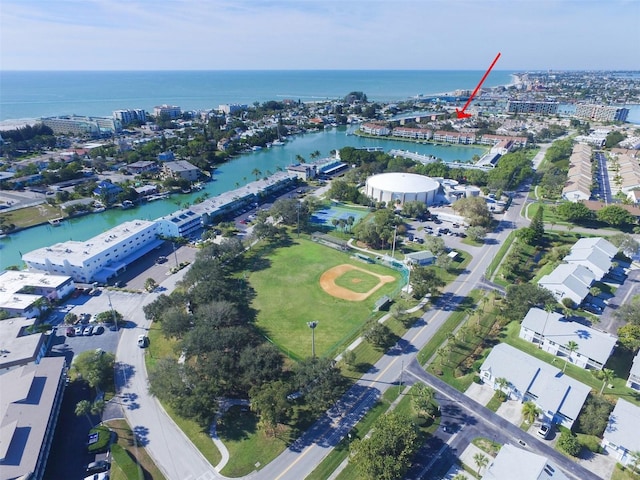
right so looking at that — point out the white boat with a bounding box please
[251,146,262,151]
[271,140,285,146]
[49,217,63,226]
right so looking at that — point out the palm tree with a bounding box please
[251,168,262,181]
[522,401,541,424]
[628,451,640,475]
[600,368,615,395]
[75,400,93,426]
[473,452,489,475]
[540,302,556,345]
[564,340,579,372]
[495,377,509,400]
[295,154,306,164]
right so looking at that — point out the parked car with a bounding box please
[75,326,84,336]
[83,325,94,336]
[537,424,551,439]
[137,335,148,348]
[86,460,110,475]
[93,325,105,335]
[66,327,75,337]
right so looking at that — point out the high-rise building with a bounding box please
[113,108,147,124]
[506,100,559,115]
[575,104,629,122]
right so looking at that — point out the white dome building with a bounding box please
[365,172,440,206]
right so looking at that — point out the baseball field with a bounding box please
[250,238,402,360]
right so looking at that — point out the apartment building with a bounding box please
[22,220,162,283]
[113,108,147,124]
[575,104,629,122]
[506,100,559,115]
[162,160,201,182]
[153,104,182,119]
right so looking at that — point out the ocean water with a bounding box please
[0,70,516,122]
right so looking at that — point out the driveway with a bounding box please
[464,382,494,406]
[496,399,524,426]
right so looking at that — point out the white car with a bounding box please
[137,335,148,348]
[537,424,551,439]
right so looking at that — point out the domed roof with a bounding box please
[367,172,440,193]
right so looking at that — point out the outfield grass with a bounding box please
[250,238,402,360]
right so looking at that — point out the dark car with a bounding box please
[94,325,105,335]
[66,327,75,337]
[86,460,110,475]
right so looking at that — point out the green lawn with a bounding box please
[250,238,402,360]
[501,321,640,405]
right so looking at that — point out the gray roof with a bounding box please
[0,356,66,479]
[404,250,435,262]
[538,263,595,302]
[483,444,569,480]
[605,399,640,453]
[572,237,618,259]
[564,247,612,279]
[522,308,617,365]
[481,344,591,422]
[0,317,44,370]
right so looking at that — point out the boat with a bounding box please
[49,217,64,226]
[121,200,134,209]
[251,146,262,151]
[271,140,285,146]
[92,207,106,213]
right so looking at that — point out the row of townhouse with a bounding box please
[538,237,617,306]
[432,130,476,144]
[562,143,593,202]
[519,307,617,370]
[608,150,640,202]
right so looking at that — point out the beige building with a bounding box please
[162,160,201,182]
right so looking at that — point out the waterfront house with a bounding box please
[162,160,200,182]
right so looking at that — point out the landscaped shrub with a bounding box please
[557,430,581,457]
[87,425,111,453]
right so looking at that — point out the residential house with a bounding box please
[287,163,317,181]
[483,443,569,480]
[126,160,158,175]
[537,263,595,306]
[562,144,592,202]
[602,399,640,467]
[360,123,390,136]
[626,350,640,391]
[563,237,617,280]
[519,307,617,370]
[92,180,123,203]
[479,343,591,428]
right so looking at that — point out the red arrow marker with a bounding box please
[456,52,502,119]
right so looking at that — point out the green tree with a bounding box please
[64,312,78,325]
[72,350,115,390]
[605,131,625,148]
[609,232,640,257]
[522,401,541,424]
[564,340,579,372]
[75,400,93,426]
[555,202,594,223]
[575,394,614,437]
[342,349,356,367]
[451,196,493,227]
[597,205,634,227]
[614,302,640,325]
[250,380,292,437]
[412,384,437,419]
[504,284,556,321]
[599,368,615,395]
[530,205,545,244]
[350,412,419,480]
[617,323,640,352]
[364,320,394,349]
[473,452,489,475]
[558,430,581,456]
[466,226,487,242]
[144,277,158,292]
[495,377,510,400]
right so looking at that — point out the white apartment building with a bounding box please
[575,104,629,122]
[153,104,182,119]
[113,108,147,124]
[42,116,122,136]
[22,220,162,283]
[0,271,75,318]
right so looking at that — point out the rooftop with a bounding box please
[605,399,640,454]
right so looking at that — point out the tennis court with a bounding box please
[310,203,368,229]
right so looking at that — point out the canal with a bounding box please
[0,127,486,269]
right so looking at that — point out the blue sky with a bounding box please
[1,0,638,71]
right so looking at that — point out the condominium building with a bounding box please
[113,108,147,124]
[0,271,75,318]
[41,116,122,136]
[161,160,201,182]
[562,144,593,202]
[360,123,391,136]
[432,131,476,144]
[0,356,67,480]
[391,127,433,140]
[506,100,559,115]
[575,104,629,122]
[22,220,162,283]
[218,104,247,115]
[153,104,182,119]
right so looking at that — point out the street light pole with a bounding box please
[107,290,118,331]
[307,321,318,358]
[391,225,397,259]
[172,242,179,267]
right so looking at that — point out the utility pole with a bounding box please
[107,290,118,331]
[172,241,179,267]
[307,321,318,358]
[391,225,398,259]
